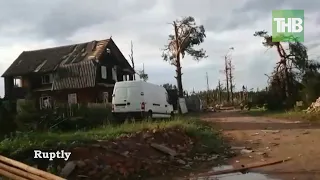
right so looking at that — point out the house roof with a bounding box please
[2,39,129,77]
[52,60,97,90]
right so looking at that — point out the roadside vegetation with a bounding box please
[0,116,226,157]
[242,108,320,122]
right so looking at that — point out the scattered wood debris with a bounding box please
[261,130,280,134]
[240,149,253,154]
[230,146,246,150]
[150,143,178,157]
[60,161,76,178]
[194,157,292,177]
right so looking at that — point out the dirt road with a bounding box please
[202,110,320,180]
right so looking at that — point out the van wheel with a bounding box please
[146,110,153,120]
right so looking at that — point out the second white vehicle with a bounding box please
[112,81,174,120]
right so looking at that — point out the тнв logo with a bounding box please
[272,10,304,42]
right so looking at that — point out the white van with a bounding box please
[112,81,174,120]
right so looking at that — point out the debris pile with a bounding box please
[306,97,320,113]
[55,127,217,180]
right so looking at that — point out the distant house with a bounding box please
[2,38,134,109]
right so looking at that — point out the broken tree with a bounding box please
[162,16,207,98]
[254,30,320,109]
[128,41,136,80]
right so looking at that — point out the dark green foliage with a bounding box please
[137,69,148,81]
[161,83,177,90]
[0,99,16,138]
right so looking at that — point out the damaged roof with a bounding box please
[52,60,97,90]
[2,38,132,77]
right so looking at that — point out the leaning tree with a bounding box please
[254,31,320,108]
[162,16,207,98]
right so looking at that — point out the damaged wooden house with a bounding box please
[1,38,135,109]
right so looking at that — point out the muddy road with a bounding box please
[200,110,320,180]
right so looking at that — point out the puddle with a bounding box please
[187,165,280,180]
[149,165,280,180]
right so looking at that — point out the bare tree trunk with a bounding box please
[224,56,230,103]
[174,22,184,98]
[228,59,234,105]
[129,41,135,80]
[206,72,210,105]
[218,80,222,104]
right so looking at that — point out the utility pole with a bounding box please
[206,72,209,91]
[206,72,210,105]
[143,63,145,73]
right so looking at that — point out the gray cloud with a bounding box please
[35,0,154,40]
[205,0,320,32]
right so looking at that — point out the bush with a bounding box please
[0,99,17,138]
[53,104,113,131]
[15,101,113,132]
[15,99,41,131]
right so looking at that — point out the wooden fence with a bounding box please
[52,103,112,118]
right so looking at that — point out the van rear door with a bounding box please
[113,86,144,112]
[113,87,128,112]
[127,86,144,112]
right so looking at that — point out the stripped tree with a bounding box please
[128,41,136,80]
[254,31,320,109]
[162,16,207,98]
[254,31,291,102]
[228,58,235,105]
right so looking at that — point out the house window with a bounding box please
[40,96,52,109]
[102,92,109,103]
[123,75,128,81]
[13,77,22,87]
[101,66,107,79]
[41,74,53,84]
[112,66,117,82]
[68,93,77,104]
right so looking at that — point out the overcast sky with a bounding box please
[1,0,320,97]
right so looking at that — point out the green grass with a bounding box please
[243,108,320,121]
[0,117,226,157]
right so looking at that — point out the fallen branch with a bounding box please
[195,157,292,177]
[0,162,47,180]
[0,155,65,180]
